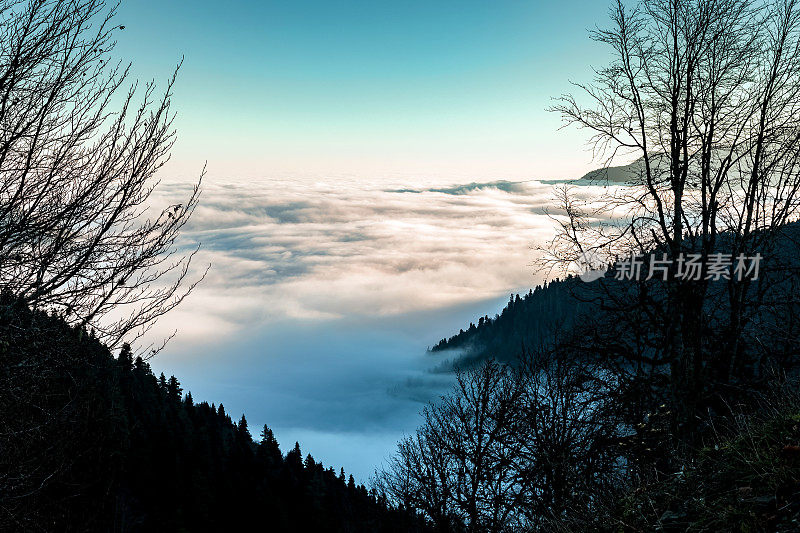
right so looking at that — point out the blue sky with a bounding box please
[115,0,611,179]
[114,1,621,481]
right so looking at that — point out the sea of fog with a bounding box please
[146,175,609,481]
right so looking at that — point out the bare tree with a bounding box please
[377,428,461,533]
[515,353,621,530]
[377,361,523,532]
[377,356,619,532]
[548,0,800,432]
[0,0,202,353]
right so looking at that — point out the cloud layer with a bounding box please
[144,174,614,481]
[150,175,591,346]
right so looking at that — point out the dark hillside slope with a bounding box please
[0,293,429,532]
[432,222,800,368]
[430,278,588,367]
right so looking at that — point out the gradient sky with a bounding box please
[109,1,622,481]
[115,0,611,180]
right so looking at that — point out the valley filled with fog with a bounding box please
[149,174,611,479]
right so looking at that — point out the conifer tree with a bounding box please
[258,425,282,466]
[166,376,182,403]
[118,343,134,372]
[237,414,251,440]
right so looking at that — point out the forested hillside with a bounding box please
[0,292,429,532]
[432,221,800,370]
[429,278,587,365]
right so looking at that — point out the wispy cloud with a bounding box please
[387,180,534,196]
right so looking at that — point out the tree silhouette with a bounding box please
[548,0,800,438]
[0,0,203,353]
[1,295,432,531]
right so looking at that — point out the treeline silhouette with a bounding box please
[432,222,800,373]
[0,292,430,532]
[430,280,584,366]
[408,219,800,530]
[380,345,800,531]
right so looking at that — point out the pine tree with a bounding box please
[237,414,251,440]
[304,454,316,469]
[258,425,282,466]
[133,356,150,375]
[166,376,182,403]
[286,442,303,472]
[118,343,133,372]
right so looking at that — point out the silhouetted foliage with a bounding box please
[0,293,430,532]
[378,353,623,532]
[0,0,204,353]
[429,281,585,367]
